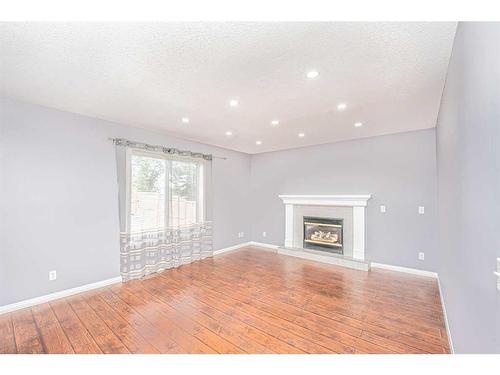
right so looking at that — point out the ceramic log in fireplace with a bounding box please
[303,216,344,254]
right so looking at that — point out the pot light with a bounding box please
[256,140,262,145]
[271,120,279,126]
[229,99,239,107]
[181,117,190,124]
[225,131,233,136]
[337,103,347,111]
[354,122,363,128]
[306,70,319,79]
[298,132,305,138]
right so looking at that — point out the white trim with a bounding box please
[437,276,455,354]
[370,262,438,278]
[0,276,122,315]
[279,194,372,207]
[284,204,294,248]
[213,242,252,256]
[213,241,279,256]
[352,206,365,260]
[248,241,279,251]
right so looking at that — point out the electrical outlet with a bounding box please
[262,231,267,237]
[418,252,425,261]
[380,205,386,213]
[49,270,57,281]
[418,206,425,214]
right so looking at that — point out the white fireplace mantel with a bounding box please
[279,194,372,261]
[278,195,371,207]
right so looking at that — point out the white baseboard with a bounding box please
[0,276,122,315]
[213,241,279,256]
[437,276,454,353]
[247,241,279,251]
[213,242,252,256]
[370,262,438,278]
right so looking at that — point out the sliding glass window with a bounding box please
[128,150,204,232]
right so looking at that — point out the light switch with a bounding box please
[496,258,500,291]
[418,206,425,214]
[380,205,386,213]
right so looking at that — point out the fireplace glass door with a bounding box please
[303,216,344,254]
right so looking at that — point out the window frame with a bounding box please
[125,148,205,233]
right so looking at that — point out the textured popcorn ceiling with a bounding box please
[0,22,456,154]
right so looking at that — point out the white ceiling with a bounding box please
[0,22,457,154]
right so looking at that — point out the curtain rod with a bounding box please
[108,137,227,160]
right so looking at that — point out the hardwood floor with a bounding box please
[0,246,450,354]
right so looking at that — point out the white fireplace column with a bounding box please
[279,195,372,261]
[352,206,366,260]
[284,203,295,248]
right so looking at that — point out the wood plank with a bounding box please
[152,275,345,353]
[175,249,449,353]
[82,292,159,354]
[166,267,397,354]
[126,281,263,354]
[64,296,129,354]
[11,308,44,353]
[32,303,74,354]
[0,314,17,354]
[109,285,217,354]
[133,277,299,353]
[205,250,449,338]
[96,288,184,353]
[50,299,103,354]
[123,282,250,354]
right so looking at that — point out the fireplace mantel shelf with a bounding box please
[278,194,372,207]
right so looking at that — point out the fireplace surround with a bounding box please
[278,195,371,265]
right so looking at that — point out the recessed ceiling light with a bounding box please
[298,132,305,138]
[354,122,363,128]
[181,117,190,123]
[337,103,347,111]
[225,131,233,136]
[256,140,262,145]
[271,120,279,126]
[306,70,319,79]
[229,99,239,107]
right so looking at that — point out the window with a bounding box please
[128,150,204,232]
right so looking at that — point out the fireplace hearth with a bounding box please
[303,216,344,254]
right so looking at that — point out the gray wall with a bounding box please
[436,22,500,353]
[250,129,439,270]
[0,97,252,306]
[0,96,439,308]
